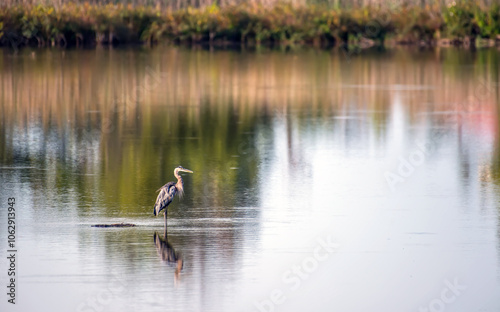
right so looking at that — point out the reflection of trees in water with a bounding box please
[1,47,500,213]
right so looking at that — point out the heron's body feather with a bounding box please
[154,182,177,216]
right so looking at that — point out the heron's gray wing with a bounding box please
[153,182,177,216]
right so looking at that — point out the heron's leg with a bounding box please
[163,218,168,237]
[163,211,168,228]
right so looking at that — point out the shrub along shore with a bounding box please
[0,2,499,49]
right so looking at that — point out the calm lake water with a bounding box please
[1,46,500,312]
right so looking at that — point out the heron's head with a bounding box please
[174,166,193,175]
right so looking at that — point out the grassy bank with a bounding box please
[0,2,499,48]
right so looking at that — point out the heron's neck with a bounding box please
[175,172,184,198]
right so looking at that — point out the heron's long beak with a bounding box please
[180,168,193,173]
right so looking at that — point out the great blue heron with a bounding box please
[154,166,193,218]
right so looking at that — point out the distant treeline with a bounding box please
[0,2,499,48]
[3,0,500,9]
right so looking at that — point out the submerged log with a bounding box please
[91,223,136,228]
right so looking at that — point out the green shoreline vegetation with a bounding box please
[0,2,499,48]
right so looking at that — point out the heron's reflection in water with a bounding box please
[153,229,183,283]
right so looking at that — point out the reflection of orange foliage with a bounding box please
[1,47,498,133]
